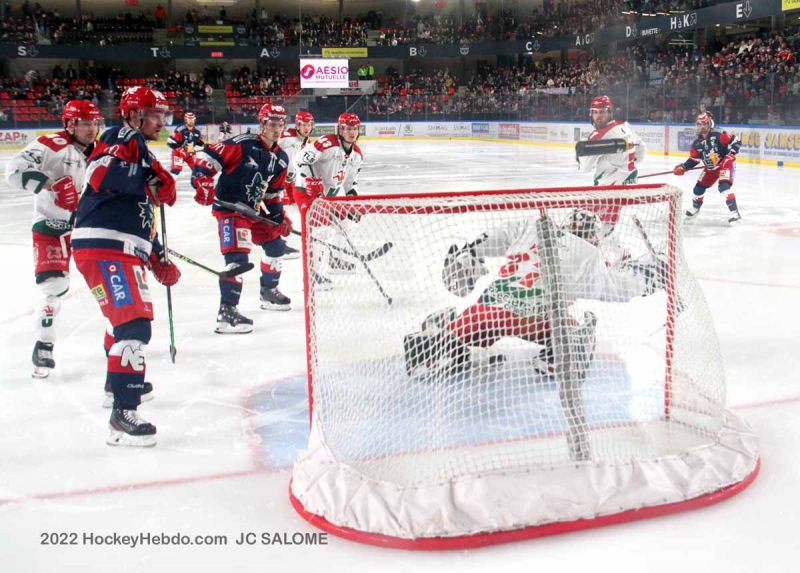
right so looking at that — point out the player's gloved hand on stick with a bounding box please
[148,251,181,287]
[174,147,189,161]
[51,176,78,212]
[147,168,177,206]
[305,177,324,198]
[278,214,293,237]
[192,175,215,206]
[673,164,686,176]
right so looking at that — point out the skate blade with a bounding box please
[282,251,300,261]
[106,429,157,448]
[32,366,51,379]
[215,323,254,334]
[728,218,743,226]
[313,282,334,292]
[260,301,291,311]
[102,391,154,409]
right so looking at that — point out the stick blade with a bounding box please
[219,262,255,279]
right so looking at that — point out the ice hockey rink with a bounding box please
[1,137,798,572]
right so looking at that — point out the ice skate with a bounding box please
[685,206,701,220]
[215,303,254,334]
[32,341,55,379]
[728,210,742,225]
[260,286,291,311]
[107,408,157,447]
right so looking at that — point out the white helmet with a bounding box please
[442,243,487,297]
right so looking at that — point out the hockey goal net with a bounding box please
[290,184,760,549]
[203,122,243,143]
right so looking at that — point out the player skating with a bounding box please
[576,96,647,187]
[278,111,315,260]
[191,103,292,332]
[5,100,103,379]
[294,112,363,288]
[71,87,181,447]
[167,112,204,176]
[673,112,742,224]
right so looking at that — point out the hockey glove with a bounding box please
[51,176,78,212]
[174,147,189,161]
[192,175,215,206]
[148,251,181,287]
[305,177,324,198]
[147,168,177,207]
[673,164,686,176]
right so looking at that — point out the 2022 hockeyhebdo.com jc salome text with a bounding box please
[39,531,329,548]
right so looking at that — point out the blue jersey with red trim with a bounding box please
[192,134,288,220]
[72,125,162,260]
[684,127,741,170]
[167,125,204,151]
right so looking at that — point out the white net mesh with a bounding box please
[291,184,759,543]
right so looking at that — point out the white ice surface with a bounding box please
[0,139,798,572]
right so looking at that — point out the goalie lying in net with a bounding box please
[403,210,667,378]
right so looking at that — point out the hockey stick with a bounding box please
[159,204,177,364]
[213,199,393,263]
[637,166,702,179]
[330,215,393,305]
[166,248,254,279]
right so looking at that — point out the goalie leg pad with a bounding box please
[403,330,471,378]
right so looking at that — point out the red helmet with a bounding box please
[338,112,361,127]
[120,86,172,122]
[258,103,287,125]
[696,112,714,127]
[62,100,102,128]
[184,112,196,123]
[295,111,314,126]
[590,96,613,111]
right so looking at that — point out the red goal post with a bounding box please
[290,183,760,549]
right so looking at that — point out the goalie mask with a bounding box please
[442,244,488,297]
[564,209,601,245]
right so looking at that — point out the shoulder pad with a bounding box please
[352,144,364,158]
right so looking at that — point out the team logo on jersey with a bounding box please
[98,261,133,308]
[245,173,265,205]
[46,245,63,260]
[245,157,259,170]
[138,199,154,230]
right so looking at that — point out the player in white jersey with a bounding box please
[5,100,103,378]
[577,96,646,186]
[404,212,665,380]
[294,112,364,282]
[278,111,314,260]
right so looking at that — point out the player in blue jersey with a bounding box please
[167,112,205,176]
[192,103,292,333]
[72,86,181,448]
